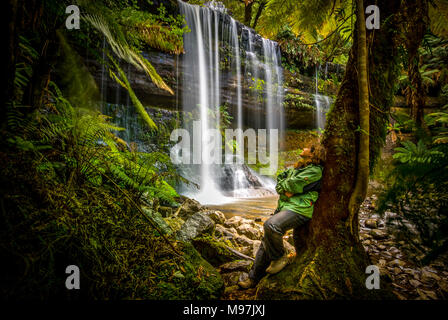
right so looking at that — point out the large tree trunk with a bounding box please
[256,0,402,299]
[404,0,428,128]
[1,0,21,126]
[243,0,254,26]
[347,0,369,237]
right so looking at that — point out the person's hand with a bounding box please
[285,191,294,198]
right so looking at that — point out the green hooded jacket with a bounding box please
[275,164,323,218]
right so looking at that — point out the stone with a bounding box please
[177,198,202,220]
[417,288,438,300]
[234,235,254,247]
[239,246,253,257]
[370,229,388,240]
[221,272,249,287]
[421,269,441,282]
[409,279,422,287]
[219,260,253,273]
[389,259,406,268]
[378,259,387,267]
[204,210,226,224]
[377,244,386,250]
[158,206,173,217]
[236,223,261,240]
[176,212,215,242]
[224,216,244,228]
[214,224,236,238]
[364,219,378,229]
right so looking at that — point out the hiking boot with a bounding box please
[238,278,258,289]
[266,253,290,274]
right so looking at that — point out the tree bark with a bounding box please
[1,0,21,126]
[252,1,266,30]
[244,0,254,27]
[347,0,369,237]
[404,0,428,128]
[256,0,403,299]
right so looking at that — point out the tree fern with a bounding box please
[83,13,173,95]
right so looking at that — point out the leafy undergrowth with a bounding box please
[0,139,223,300]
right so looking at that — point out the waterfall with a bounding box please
[314,64,332,131]
[178,0,284,204]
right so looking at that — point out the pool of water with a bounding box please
[207,195,279,220]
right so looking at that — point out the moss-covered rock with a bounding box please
[153,241,224,299]
[191,235,241,267]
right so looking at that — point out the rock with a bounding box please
[389,259,406,268]
[236,223,261,240]
[421,269,441,282]
[370,229,388,240]
[142,207,173,235]
[176,212,215,242]
[177,198,202,220]
[377,244,386,250]
[363,240,372,246]
[409,279,422,287]
[254,218,262,222]
[224,285,240,295]
[219,260,253,273]
[191,235,241,267]
[171,241,224,299]
[365,219,378,229]
[234,235,254,247]
[378,259,387,267]
[158,206,173,217]
[224,216,244,228]
[215,224,237,238]
[239,246,253,257]
[163,216,186,233]
[221,271,249,287]
[204,210,226,224]
[417,288,438,300]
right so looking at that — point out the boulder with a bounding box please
[234,235,254,247]
[191,235,241,267]
[177,198,202,220]
[224,216,252,228]
[364,219,378,229]
[204,210,226,224]
[236,223,261,240]
[221,271,249,287]
[370,229,388,240]
[176,212,215,242]
[142,207,173,235]
[219,260,253,273]
[215,224,238,238]
[158,206,173,217]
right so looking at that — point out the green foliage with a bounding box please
[393,140,444,164]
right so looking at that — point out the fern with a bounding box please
[393,140,444,164]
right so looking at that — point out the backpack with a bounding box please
[302,179,322,193]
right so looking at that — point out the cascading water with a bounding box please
[314,64,332,131]
[177,0,284,204]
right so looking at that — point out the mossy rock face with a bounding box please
[142,207,173,236]
[154,242,225,299]
[191,235,240,267]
